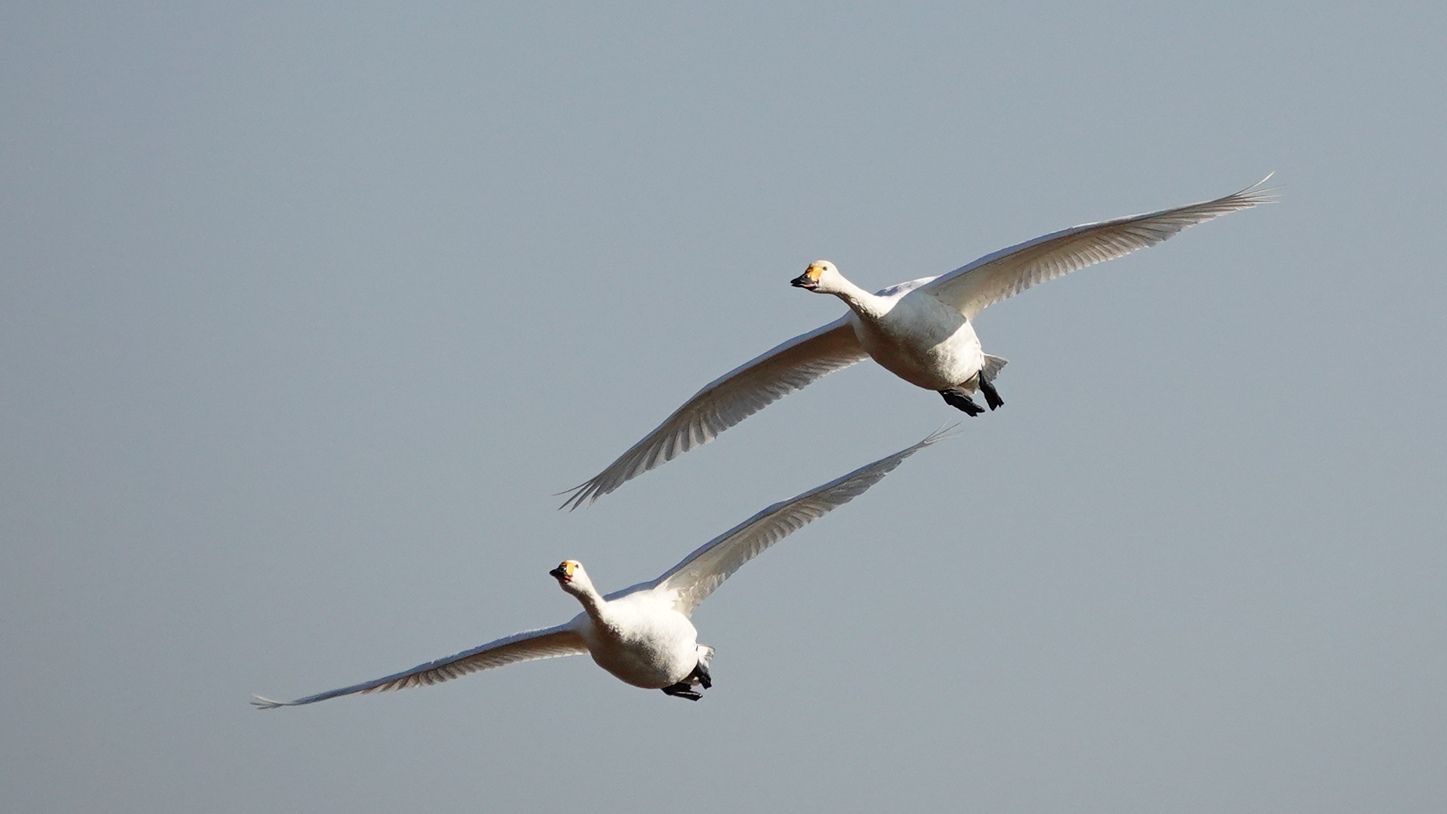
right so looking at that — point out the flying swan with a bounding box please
[252,429,947,708]
[562,176,1275,509]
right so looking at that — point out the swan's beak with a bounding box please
[549,566,571,583]
[790,272,818,290]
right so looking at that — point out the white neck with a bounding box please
[828,277,888,321]
[568,582,609,625]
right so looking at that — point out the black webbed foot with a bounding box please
[660,659,713,701]
[661,681,703,701]
[939,388,984,416]
[978,374,1004,411]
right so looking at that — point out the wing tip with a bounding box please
[555,485,591,512]
[1234,171,1281,205]
[919,422,963,447]
[555,477,608,511]
[250,694,290,710]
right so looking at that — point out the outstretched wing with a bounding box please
[634,427,952,616]
[921,175,1277,319]
[251,624,586,709]
[561,317,866,509]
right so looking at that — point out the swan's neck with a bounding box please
[570,585,610,625]
[829,278,889,321]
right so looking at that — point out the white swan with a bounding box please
[252,429,947,708]
[562,176,1275,509]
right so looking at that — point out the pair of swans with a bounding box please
[254,176,1272,708]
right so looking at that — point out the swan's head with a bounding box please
[791,260,842,294]
[549,560,594,594]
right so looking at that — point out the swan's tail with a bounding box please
[983,354,1008,381]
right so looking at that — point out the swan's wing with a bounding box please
[638,427,952,615]
[561,317,866,509]
[921,175,1277,319]
[251,624,586,709]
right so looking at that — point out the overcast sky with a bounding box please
[4,3,1445,812]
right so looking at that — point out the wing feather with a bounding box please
[561,318,866,509]
[922,175,1277,318]
[630,427,952,615]
[251,625,586,709]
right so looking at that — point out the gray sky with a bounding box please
[3,3,1445,812]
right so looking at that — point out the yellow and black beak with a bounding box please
[791,266,822,290]
[549,561,576,583]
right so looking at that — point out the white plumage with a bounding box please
[252,429,948,708]
[563,176,1275,508]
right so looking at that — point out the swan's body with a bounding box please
[563,176,1275,508]
[252,430,946,708]
[827,276,985,391]
[569,588,709,690]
